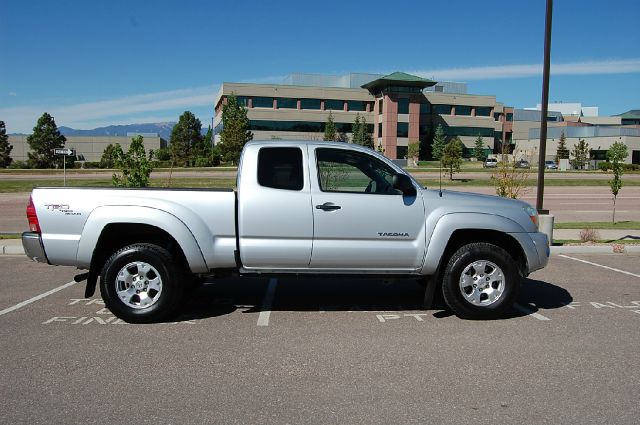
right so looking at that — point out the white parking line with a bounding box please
[558,255,640,278]
[514,303,551,321]
[0,281,77,317]
[257,278,278,327]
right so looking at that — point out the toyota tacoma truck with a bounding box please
[22,140,549,322]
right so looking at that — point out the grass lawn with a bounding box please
[0,233,21,239]
[0,178,237,193]
[554,221,640,230]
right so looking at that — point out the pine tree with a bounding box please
[473,134,487,162]
[218,94,253,165]
[360,115,373,148]
[324,111,337,141]
[99,144,119,168]
[0,121,13,168]
[570,138,590,170]
[431,123,446,161]
[441,137,464,180]
[27,113,69,168]
[170,111,203,166]
[351,114,362,145]
[556,130,569,163]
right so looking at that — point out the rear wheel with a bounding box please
[100,243,183,323]
[441,242,519,319]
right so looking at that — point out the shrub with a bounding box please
[598,162,612,172]
[7,160,30,169]
[579,228,600,243]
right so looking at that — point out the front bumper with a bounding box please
[508,231,550,275]
[22,232,49,263]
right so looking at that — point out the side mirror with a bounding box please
[392,174,417,197]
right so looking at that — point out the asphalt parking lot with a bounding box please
[1,253,639,424]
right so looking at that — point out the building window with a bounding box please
[494,112,502,121]
[420,103,431,114]
[253,97,274,108]
[325,99,344,111]
[378,122,383,137]
[476,107,492,117]
[398,98,409,114]
[347,101,366,112]
[397,122,409,138]
[444,126,494,137]
[434,104,452,115]
[235,96,249,107]
[300,98,322,110]
[248,120,370,134]
[257,147,303,191]
[277,98,297,109]
[397,146,408,159]
[378,99,383,114]
[456,106,472,116]
[506,113,513,122]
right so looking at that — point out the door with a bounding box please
[238,145,313,269]
[309,147,426,271]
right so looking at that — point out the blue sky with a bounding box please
[1,0,639,133]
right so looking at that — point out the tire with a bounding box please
[441,242,519,320]
[100,243,184,323]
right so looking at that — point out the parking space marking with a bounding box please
[257,278,278,327]
[514,303,551,321]
[0,280,77,317]
[558,255,640,279]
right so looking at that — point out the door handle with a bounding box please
[315,202,341,211]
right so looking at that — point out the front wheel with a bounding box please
[441,242,520,319]
[100,243,184,323]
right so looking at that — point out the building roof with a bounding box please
[361,72,436,91]
[616,109,640,119]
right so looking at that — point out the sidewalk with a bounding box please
[3,231,640,257]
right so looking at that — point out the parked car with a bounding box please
[483,158,498,168]
[23,140,549,322]
[515,159,530,169]
[545,160,558,169]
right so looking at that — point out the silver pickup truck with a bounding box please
[22,140,549,322]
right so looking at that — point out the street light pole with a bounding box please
[536,0,553,214]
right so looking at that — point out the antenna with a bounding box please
[439,157,443,197]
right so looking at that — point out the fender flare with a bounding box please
[76,206,208,273]
[421,212,526,275]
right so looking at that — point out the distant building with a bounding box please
[8,134,167,163]
[214,72,510,160]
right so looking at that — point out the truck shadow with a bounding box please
[174,276,572,322]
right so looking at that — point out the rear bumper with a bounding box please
[22,232,49,263]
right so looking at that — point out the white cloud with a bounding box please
[409,58,640,81]
[8,92,17,97]
[1,84,220,133]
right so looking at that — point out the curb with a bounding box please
[2,245,24,255]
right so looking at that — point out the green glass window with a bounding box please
[456,105,472,116]
[434,104,452,115]
[316,148,397,194]
[235,96,249,107]
[378,99,383,115]
[397,146,408,159]
[494,113,502,121]
[325,99,344,111]
[347,101,366,111]
[248,120,370,133]
[420,103,431,114]
[300,98,322,110]
[397,122,409,138]
[398,98,409,114]
[443,126,494,137]
[476,106,492,117]
[253,97,274,108]
[506,113,513,122]
[277,98,297,109]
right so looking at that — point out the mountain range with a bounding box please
[59,122,178,140]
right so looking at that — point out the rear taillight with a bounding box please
[26,196,41,233]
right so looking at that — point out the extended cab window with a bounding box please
[257,147,304,191]
[316,148,398,194]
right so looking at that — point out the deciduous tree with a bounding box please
[570,138,589,170]
[112,135,153,187]
[441,136,463,180]
[607,141,629,223]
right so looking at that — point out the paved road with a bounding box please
[3,186,639,233]
[1,253,639,424]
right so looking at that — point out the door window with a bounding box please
[316,148,398,194]
[257,147,303,191]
